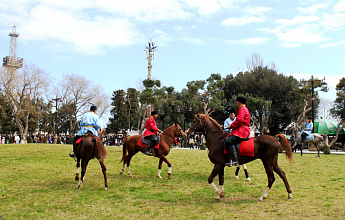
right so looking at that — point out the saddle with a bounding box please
[137,135,160,149]
[224,135,255,157]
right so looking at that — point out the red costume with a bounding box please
[143,117,159,136]
[230,104,251,139]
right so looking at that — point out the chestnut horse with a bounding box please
[186,113,293,201]
[120,123,185,179]
[74,131,108,190]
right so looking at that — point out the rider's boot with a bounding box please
[144,142,153,156]
[69,137,77,158]
[225,145,239,167]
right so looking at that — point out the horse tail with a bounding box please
[120,137,128,163]
[276,134,293,162]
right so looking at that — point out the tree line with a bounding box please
[1,61,344,143]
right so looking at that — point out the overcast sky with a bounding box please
[0,0,344,103]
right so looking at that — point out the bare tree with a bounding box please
[246,53,277,72]
[55,74,110,135]
[0,63,50,143]
[318,98,339,122]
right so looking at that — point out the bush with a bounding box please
[9,136,13,144]
[200,142,206,150]
[27,136,33,143]
[323,145,330,154]
[57,137,61,144]
[116,142,121,146]
[69,137,74,144]
[43,136,48,144]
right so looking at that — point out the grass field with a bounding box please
[0,143,344,219]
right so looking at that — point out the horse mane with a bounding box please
[203,114,223,131]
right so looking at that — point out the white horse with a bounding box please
[287,122,325,157]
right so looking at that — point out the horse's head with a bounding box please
[173,122,186,138]
[186,111,207,136]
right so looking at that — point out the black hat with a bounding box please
[90,106,97,111]
[308,117,312,120]
[236,96,246,104]
[151,110,158,116]
[228,108,236,114]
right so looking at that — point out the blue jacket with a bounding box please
[77,111,101,137]
[302,121,313,135]
[224,117,235,133]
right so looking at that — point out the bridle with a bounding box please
[188,114,225,148]
[160,124,186,146]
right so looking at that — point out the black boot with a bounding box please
[225,145,239,167]
[144,143,153,156]
[69,138,77,158]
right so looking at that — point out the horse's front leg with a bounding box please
[77,159,89,189]
[158,155,172,179]
[75,158,80,181]
[209,163,225,200]
[99,161,108,190]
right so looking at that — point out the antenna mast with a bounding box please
[3,24,23,69]
[145,39,157,80]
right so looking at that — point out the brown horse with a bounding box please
[120,123,185,179]
[186,113,293,201]
[74,131,108,190]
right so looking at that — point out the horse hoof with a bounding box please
[105,187,108,191]
[288,193,293,199]
[235,176,239,179]
[75,176,79,181]
[247,178,251,182]
[214,195,221,200]
[157,175,163,179]
[128,174,133,178]
[167,175,172,180]
[120,171,123,175]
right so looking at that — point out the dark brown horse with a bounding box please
[120,123,185,179]
[186,113,293,201]
[74,131,108,190]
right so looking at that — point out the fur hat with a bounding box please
[236,96,246,104]
[151,110,158,116]
[90,106,97,111]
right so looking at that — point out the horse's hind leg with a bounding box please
[99,161,108,190]
[77,159,90,188]
[273,164,293,199]
[75,158,80,181]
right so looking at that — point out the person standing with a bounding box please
[143,111,162,156]
[224,96,251,167]
[69,105,101,158]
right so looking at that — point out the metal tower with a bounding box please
[145,39,157,80]
[3,24,23,69]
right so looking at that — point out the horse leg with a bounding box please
[243,164,251,181]
[273,164,292,199]
[75,158,80,181]
[157,159,164,179]
[158,155,172,180]
[120,155,127,175]
[124,154,134,178]
[260,162,275,201]
[77,159,90,188]
[99,161,108,190]
[209,163,225,200]
[235,165,240,179]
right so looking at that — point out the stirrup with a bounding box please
[69,153,76,158]
[225,160,238,167]
[144,150,152,156]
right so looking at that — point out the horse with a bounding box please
[74,131,108,190]
[287,122,325,157]
[120,123,185,179]
[186,113,293,201]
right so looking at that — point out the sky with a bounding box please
[0,0,344,104]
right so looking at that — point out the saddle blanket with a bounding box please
[137,138,160,149]
[224,137,254,157]
[305,134,313,140]
[76,137,83,144]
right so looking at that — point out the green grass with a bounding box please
[0,144,344,219]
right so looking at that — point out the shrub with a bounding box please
[27,136,33,143]
[116,142,121,146]
[9,136,13,144]
[323,145,330,154]
[57,137,61,144]
[200,142,206,150]
[43,136,48,143]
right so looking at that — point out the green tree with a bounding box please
[107,90,128,134]
[331,77,345,122]
[125,88,140,131]
[0,92,18,134]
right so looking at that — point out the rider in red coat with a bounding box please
[225,96,251,167]
[143,111,162,156]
